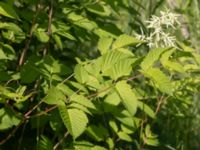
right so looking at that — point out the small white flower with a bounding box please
[135,10,180,48]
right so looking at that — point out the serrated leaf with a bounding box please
[70,94,96,110]
[163,61,185,73]
[44,87,66,106]
[98,37,113,55]
[141,47,170,71]
[101,50,130,73]
[59,107,88,139]
[112,34,143,49]
[144,68,173,95]
[0,2,19,19]
[115,81,137,115]
[104,58,137,80]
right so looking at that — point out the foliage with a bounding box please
[0,0,200,150]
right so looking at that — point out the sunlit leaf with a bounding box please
[112,34,143,49]
[115,81,137,116]
[59,107,88,139]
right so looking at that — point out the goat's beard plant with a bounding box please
[136,10,180,48]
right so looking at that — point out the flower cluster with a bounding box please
[136,10,180,48]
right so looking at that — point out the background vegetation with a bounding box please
[0,0,200,150]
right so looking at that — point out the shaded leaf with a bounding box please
[0,2,19,19]
[44,87,66,106]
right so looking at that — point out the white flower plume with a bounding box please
[136,10,180,48]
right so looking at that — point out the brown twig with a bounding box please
[18,1,41,66]
[24,99,44,118]
[155,95,170,115]
[0,120,24,145]
[53,131,69,150]
[127,74,143,81]
[0,74,143,145]
[43,0,53,56]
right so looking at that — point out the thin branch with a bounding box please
[24,100,44,118]
[53,131,69,150]
[17,120,28,150]
[59,73,74,85]
[18,1,41,66]
[0,120,24,145]
[155,95,170,115]
[127,74,143,81]
[43,0,53,55]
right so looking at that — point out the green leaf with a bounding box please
[0,43,16,60]
[56,84,74,96]
[163,61,185,73]
[104,58,136,80]
[143,125,159,146]
[86,125,109,142]
[74,64,90,84]
[0,108,21,130]
[86,4,111,16]
[109,120,118,133]
[112,34,143,49]
[20,62,40,83]
[117,131,132,142]
[101,50,131,73]
[177,41,195,52]
[44,87,66,106]
[0,2,19,19]
[38,136,53,150]
[104,91,121,106]
[67,12,97,31]
[34,28,49,43]
[73,141,93,149]
[73,141,106,150]
[144,68,173,95]
[160,49,175,63]
[70,94,96,110]
[138,101,155,118]
[141,47,170,71]
[0,22,25,43]
[98,37,113,55]
[115,81,137,116]
[59,107,88,139]
[53,34,63,50]
[69,103,92,115]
